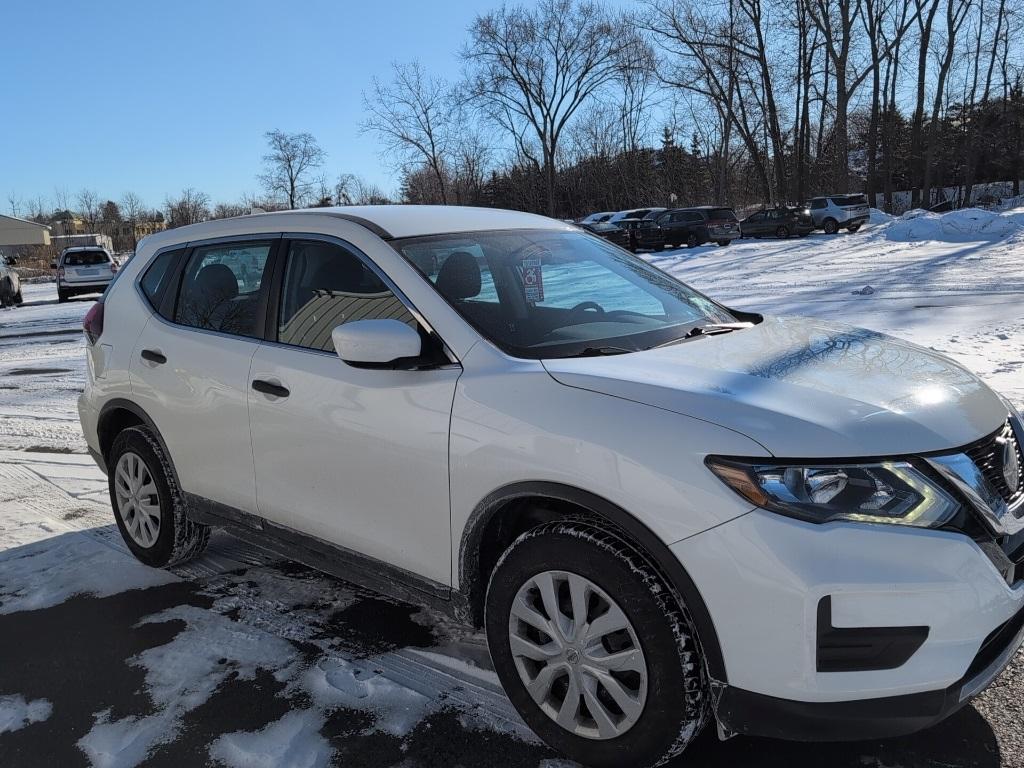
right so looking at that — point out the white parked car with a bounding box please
[78,206,1024,768]
[55,246,117,302]
[808,194,871,234]
[0,253,22,307]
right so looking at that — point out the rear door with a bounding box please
[247,235,461,586]
[129,236,280,517]
[743,211,767,236]
[62,250,113,285]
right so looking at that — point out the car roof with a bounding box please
[140,205,573,249]
[61,246,109,254]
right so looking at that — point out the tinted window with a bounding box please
[706,208,737,221]
[140,249,181,310]
[830,195,867,207]
[395,229,735,359]
[810,198,827,210]
[63,250,109,266]
[175,241,273,337]
[278,240,416,352]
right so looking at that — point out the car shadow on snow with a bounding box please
[0,530,1003,768]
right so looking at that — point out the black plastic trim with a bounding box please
[458,480,727,682]
[183,493,460,615]
[816,596,929,672]
[319,212,393,240]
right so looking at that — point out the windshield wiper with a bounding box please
[650,322,754,349]
[565,345,636,357]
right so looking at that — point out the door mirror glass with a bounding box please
[332,319,422,365]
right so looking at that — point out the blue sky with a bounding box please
[0,0,484,212]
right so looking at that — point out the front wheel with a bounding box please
[486,523,708,768]
[57,288,68,303]
[108,426,210,568]
[13,289,22,305]
[775,225,790,239]
[822,218,839,235]
[685,233,699,248]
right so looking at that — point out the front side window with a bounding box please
[175,241,273,337]
[394,229,736,359]
[810,198,827,210]
[277,239,416,352]
[140,249,182,311]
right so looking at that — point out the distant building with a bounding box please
[50,217,89,237]
[115,219,167,241]
[0,214,51,246]
[52,233,115,253]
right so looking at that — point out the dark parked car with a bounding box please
[580,221,630,249]
[658,207,740,248]
[615,217,667,252]
[740,207,815,239]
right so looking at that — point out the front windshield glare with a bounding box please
[394,229,736,359]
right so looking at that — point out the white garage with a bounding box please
[0,214,51,246]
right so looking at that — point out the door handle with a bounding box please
[140,349,167,365]
[252,379,290,398]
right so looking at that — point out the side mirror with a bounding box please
[332,319,422,366]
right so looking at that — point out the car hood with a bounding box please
[542,316,1008,457]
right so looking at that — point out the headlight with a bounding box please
[706,457,959,528]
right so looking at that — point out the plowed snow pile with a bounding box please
[883,207,1024,243]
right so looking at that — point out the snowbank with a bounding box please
[883,207,1024,243]
[0,695,52,734]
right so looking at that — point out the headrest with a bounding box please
[194,263,238,301]
[436,251,481,300]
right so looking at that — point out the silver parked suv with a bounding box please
[809,194,870,234]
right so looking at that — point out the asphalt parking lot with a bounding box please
[1,281,1022,768]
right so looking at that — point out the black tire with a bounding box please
[685,233,698,248]
[107,426,210,568]
[847,224,862,233]
[716,240,730,247]
[822,218,839,234]
[486,523,708,768]
[775,225,790,239]
[656,243,666,252]
[57,289,69,303]
[13,289,22,305]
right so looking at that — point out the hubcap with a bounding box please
[508,570,648,740]
[114,452,161,548]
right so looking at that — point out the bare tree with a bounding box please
[165,188,210,228]
[258,130,326,209]
[363,62,455,204]
[76,189,102,232]
[7,192,23,217]
[464,0,645,216]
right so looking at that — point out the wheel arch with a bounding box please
[98,399,173,472]
[458,480,727,682]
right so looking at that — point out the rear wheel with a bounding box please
[108,426,210,568]
[847,223,862,233]
[716,240,730,247]
[822,218,839,235]
[686,233,699,248]
[775,225,790,239]
[486,523,708,768]
[57,288,69,303]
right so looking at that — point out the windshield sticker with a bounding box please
[520,257,544,302]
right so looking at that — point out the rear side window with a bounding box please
[830,195,867,207]
[706,208,737,221]
[63,250,109,266]
[140,249,182,310]
[175,241,274,338]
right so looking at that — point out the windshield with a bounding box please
[706,208,738,221]
[393,229,736,359]
[62,250,109,266]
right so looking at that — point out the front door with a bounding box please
[248,237,461,586]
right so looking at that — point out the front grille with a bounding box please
[966,421,1024,508]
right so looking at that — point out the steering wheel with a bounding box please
[569,301,605,316]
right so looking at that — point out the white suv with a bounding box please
[0,253,22,308]
[809,194,871,234]
[78,206,1024,768]
[55,246,117,302]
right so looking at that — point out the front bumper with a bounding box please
[672,509,1024,705]
[715,601,1024,740]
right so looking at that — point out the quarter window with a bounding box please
[140,249,182,311]
[175,241,273,337]
[277,240,416,352]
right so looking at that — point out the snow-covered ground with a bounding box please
[1,208,1023,767]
